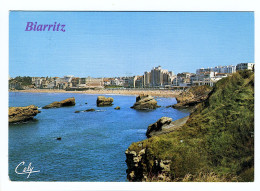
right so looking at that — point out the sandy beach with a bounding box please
[10,89,182,98]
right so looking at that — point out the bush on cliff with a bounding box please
[128,70,254,181]
[9,76,32,86]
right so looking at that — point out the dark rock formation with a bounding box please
[125,147,172,181]
[131,94,159,110]
[172,86,212,109]
[75,108,95,113]
[125,116,189,181]
[9,105,41,123]
[146,117,172,138]
[114,106,120,110]
[146,116,189,138]
[96,96,113,107]
[43,97,75,109]
[84,108,95,112]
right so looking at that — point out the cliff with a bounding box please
[172,85,212,109]
[126,70,254,182]
[9,105,41,123]
[146,116,189,138]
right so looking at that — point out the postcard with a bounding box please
[6,9,256,188]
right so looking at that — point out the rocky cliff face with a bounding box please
[146,117,172,138]
[173,86,212,109]
[146,116,189,138]
[131,94,159,110]
[125,147,172,182]
[9,105,41,123]
[126,116,189,181]
[96,96,114,106]
[126,71,254,182]
[43,97,75,109]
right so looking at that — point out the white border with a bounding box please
[1,0,259,191]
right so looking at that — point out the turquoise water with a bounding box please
[9,92,189,181]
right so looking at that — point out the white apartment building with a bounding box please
[236,63,255,71]
[196,65,236,74]
[192,71,228,87]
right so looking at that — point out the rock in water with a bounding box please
[84,108,95,112]
[131,94,159,110]
[9,105,41,123]
[146,117,172,138]
[114,106,120,110]
[43,97,75,109]
[96,96,113,107]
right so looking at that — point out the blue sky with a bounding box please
[9,12,254,78]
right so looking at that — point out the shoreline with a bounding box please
[9,89,182,98]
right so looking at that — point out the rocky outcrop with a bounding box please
[172,86,212,109]
[125,147,172,181]
[43,97,75,109]
[84,108,95,112]
[131,94,159,110]
[96,96,113,107]
[125,116,189,181]
[146,117,172,138]
[126,71,255,182]
[146,116,189,138]
[75,108,95,113]
[9,105,41,123]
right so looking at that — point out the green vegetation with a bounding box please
[9,76,32,86]
[129,70,254,181]
[179,172,239,182]
[185,85,212,96]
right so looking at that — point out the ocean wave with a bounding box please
[95,110,106,112]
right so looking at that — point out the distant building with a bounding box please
[134,76,144,88]
[196,65,236,74]
[40,79,50,89]
[236,63,255,71]
[143,71,151,88]
[173,72,194,87]
[71,77,103,88]
[123,76,135,88]
[192,71,228,87]
[111,78,123,86]
[63,75,74,83]
[144,66,174,88]
[103,78,111,86]
[71,78,80,87]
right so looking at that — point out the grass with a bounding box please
[128,70,254,182]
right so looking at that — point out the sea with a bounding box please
[8,92,189,181]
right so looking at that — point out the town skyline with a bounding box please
[10,12,254,78]
[9,63,251,79]
[9,62,254,91]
